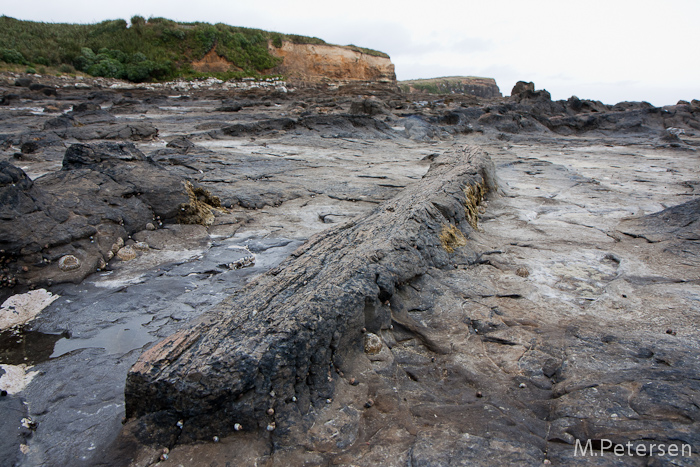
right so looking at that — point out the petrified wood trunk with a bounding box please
[124,146,497,441]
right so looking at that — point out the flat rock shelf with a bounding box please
[0,74,699,466]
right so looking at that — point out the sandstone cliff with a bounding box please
[268,42,396,83]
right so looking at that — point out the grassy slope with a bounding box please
[0,16,388,82]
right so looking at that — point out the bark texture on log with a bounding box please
[124,146,497,441]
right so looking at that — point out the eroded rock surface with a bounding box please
[0,142,220,290]
[1,72,699,466]
[125,147,495,442]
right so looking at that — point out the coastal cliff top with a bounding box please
[0,15,390,83]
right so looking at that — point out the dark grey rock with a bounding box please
[0,142,215,289]
[124,147,496,443]
[511,81,535,96]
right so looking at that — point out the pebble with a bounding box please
[267,408,275,415]
[266,422,276,431]
[516,267,530,277]
[213,436,219,442]
[234,423,243,431]
[519,383,527,388]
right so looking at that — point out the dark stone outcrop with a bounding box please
[39,104,158,141]
[218,114,393,139]
[124,146,496,442]
[349,99,387,116]
[617,197,700,258]
[400,77,502,99]
[0,142,219,290]
[511,81,535,96]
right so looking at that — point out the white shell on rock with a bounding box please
[116,246,137,261]
[111,237,125,254]
[58,255,80,271]
[364,333,383,355]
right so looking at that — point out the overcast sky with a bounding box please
[3,0,699,106]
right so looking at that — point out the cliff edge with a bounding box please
[269,42,396,83]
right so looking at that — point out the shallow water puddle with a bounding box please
[0,329,62,365]
[50,313,154,358]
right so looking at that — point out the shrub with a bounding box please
[87,58,125,78]
[130,16,146,27]
[0,48,26,64]
[125,60,154,82]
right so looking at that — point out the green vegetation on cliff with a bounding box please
[0,16,387,82]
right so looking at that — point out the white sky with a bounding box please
[3,0,699,106]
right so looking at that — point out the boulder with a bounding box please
[349,99,387,116]
[14,78,32,88]
[125,146,497,443]
[0,142,219,289]
[511,81,535,96]
[42,107,158,141]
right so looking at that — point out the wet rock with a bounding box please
[0,393,31,467]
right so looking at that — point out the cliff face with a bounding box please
[268,42,396,83]
[400,76,502,98]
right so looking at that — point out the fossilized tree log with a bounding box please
[125,146,497,441]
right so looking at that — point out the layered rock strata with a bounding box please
[269,42,396,83]
[125,146,496,442]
